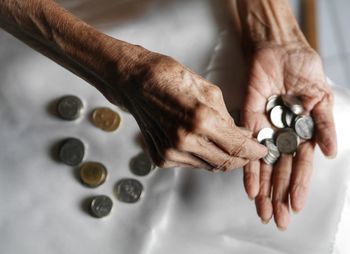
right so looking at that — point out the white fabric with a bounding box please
[0,1,350,253]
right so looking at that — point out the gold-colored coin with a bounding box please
[79,162,108,188]
[91,107,121,132]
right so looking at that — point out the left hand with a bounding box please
[241,42,337,230]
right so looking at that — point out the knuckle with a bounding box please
[160,148,173,161]
[193,104,212,131]
[207,85,223,101]
[154,157,172,169]
[173,129,189,150]
[231,139,247,157]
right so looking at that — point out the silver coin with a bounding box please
[266,95,282,113]
[90,195,113,218]
[282,109,295,127]
[114,178,143,203]
[269,105,285,128]
[58,138,85,166]
[276,129,299,154]
[294,115,314,140]
[261,139,280,165]
[130,152,154,176]
[257,127,274,143]
[281,94,304,115]
[57,95,83,121]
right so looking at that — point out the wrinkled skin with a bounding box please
[118,53,268,171]
[241,43,337,229]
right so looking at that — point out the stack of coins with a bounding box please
[257,94,315,165]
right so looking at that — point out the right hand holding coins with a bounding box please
[257,94,314,165]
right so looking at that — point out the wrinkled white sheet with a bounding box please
[0,1,349,253]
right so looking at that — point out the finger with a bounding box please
[238,127,253,137]
[243,160,260,199]
[290,141,315,213]
[272,154,293,230]
[184,134,249,171]
[209,122,267,160]
[195,106,268,160]
[159,148,213,170]
[255,163,273,223]
[312,94,337,157]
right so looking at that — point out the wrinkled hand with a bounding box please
[117,52,267,171]
[242,43,337,229]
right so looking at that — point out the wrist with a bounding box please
[236,0,309,53]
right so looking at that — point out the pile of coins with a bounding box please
[257,94,314,165]
[53,95,155,218]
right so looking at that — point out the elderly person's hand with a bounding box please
[232,0,337,229]
[243,43,336,229]
[117,52,268,170]
[0,0,268,171]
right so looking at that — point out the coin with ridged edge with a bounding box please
[282,109,295,127]
[114,178,143,203]
[58,138,85,166]
[130,153,154,176]
[79,162,107,188]
[276,129,299,154]
[266,95,282,113]
[262,139,280,165]
[257,127,274,143]
[294,115,314,140]
[57,95,83,120]
[90,195,113,218]
[91,107,121,132]
[269,105,285,128]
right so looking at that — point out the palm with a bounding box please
[242,45,337,229]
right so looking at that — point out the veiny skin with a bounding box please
[234,0,337,230]
[0,0,336,230]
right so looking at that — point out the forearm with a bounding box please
[0,0,146,103]
[231,0,309,52]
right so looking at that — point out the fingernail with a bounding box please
[326,152,337,159]
[291,208,299,214]
[248,196,254,201]
[277,226,286,231]
[261,219,269,224]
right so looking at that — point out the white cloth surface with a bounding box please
[0,1,350,253]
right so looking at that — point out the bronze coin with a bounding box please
[79,162,107,188]
[91,107,121,132]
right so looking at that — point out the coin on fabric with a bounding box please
[294,115,314,140]
[90,195,113,218]
[58,138,85,166]
[276,129,299,154]
[57,95,83,121]
[114,178,143,203]
[130,153,155,176]
[79,162,107,188]
[91,107,121,132]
